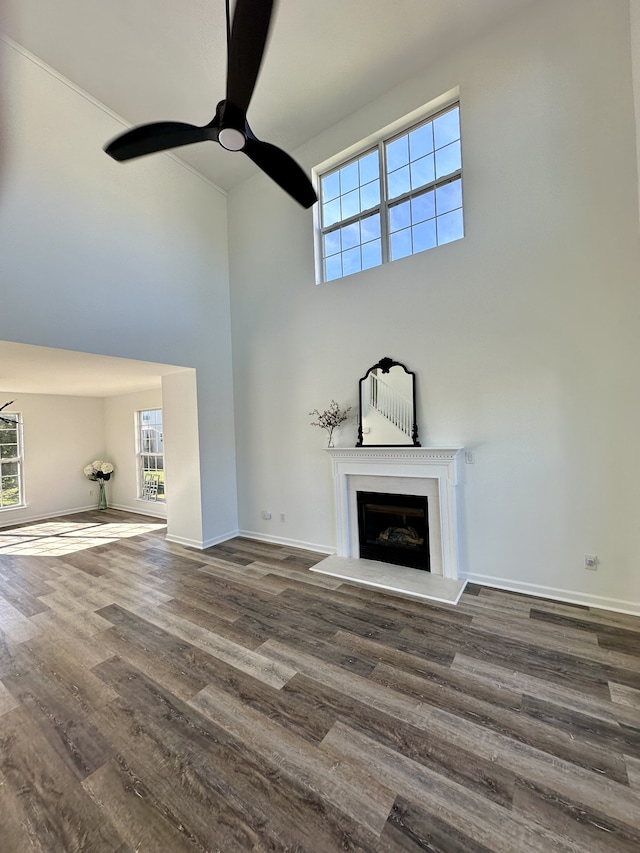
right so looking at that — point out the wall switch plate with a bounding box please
[261,510,271,520]
[464,451,474,464]
[280,513,286,522]
[584,554,598,570]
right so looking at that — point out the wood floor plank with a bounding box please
[0,706,126,852]
[379,795,496,853]
[512,779,640,853]
[0,510,639,851]
[0,678,20,716]
[122,600,297,689]
[428,707,640,834]
[259,638,435,730]
[191,683,396,836]
[0,594,40,642]
[322,720,586,853]
[284,671,516,809]
[82,758,203,853]
[370,662,629,782]
[0,766,48,853]
[93,657,381,852]
[2,646,116,782]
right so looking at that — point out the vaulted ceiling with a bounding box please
[1,0,537,192]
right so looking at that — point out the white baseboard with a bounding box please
[238,529,334,555]
[109,502,167,520]
[166,529,239,550]
[0,504,98,528]
[463,572,640,617]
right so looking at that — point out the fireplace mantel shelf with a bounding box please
[324,445,463,581]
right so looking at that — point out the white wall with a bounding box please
[0,41,238,546]
[103,387,165,519]
[229,0,640,611]
[632,0,640,224]
[0,391,105,526]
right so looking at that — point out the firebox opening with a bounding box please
[356,491,430,571]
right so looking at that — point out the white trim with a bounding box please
[464,573,640,618]
[313,87,460,177]
[238,529,334,555]
[0,504,97,528]
[166,529,239,550]
[109,502,167,520]
[324,446,462,580]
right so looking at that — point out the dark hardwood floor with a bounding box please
[0,509,639,851]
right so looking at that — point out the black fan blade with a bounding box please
[244,135,317,208]
[227,0,275,112]
[105,122,212,161]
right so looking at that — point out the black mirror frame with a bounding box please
[356,356,420,447]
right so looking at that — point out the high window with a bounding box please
[317,102,463,282]
[0,412,24,509]
[136,409,165,501]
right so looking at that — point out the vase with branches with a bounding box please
[309,400,351,447]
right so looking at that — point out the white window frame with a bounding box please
[136,409,165,502]
[0,411,24,510]
[313,89,463,284]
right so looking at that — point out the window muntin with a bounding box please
[0,413,23,509]
[136,409,165,501]
[318,103,463,282]
[321,150,382,281]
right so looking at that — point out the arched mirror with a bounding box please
[356,357,420,447]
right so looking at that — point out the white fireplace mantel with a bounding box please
[324,446,462,580]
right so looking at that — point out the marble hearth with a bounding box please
[312,447,466,604]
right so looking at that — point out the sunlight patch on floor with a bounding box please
[0,521,166,556]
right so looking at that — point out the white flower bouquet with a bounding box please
[83,460,115,482]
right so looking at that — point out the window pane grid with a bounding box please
[137,409,165,501]
[0,414,23,509]
[318,102,462,281]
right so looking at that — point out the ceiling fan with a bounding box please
[104,0,317,209]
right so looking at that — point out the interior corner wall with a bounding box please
[0,391,105,526]
[0,40,238,545]
[103,388,165,520]
[631,0,640,224]
[228,0,640,612]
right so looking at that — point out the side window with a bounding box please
[136,409,165,501]
[0,411,24,509]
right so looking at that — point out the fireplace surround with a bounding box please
[324,447,462,580]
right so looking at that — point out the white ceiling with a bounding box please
[1,0,537,192]
[0,342,187,397]
[0,1,536,397]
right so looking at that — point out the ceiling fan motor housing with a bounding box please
[215,100,247,151]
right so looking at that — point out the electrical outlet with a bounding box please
[584,554,598,570]
[89,489,94,496]
[280,513,286,522]
[261,510,272,520]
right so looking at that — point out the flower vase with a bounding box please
[98,481,108,510]
[327,432,335,448]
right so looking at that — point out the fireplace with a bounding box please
[357,491,430,571]
[324,447,462,580]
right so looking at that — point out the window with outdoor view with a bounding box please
[317,102,463,282]
[136,409,165,501]
[0,411,24,509]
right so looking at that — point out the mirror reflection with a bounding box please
[356,357,420,446]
